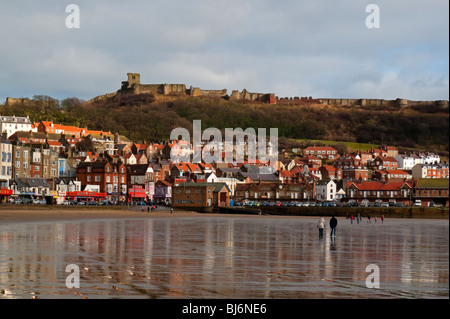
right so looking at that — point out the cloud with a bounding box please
[0,0,448,102]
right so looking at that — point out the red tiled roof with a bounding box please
[346,181,413,191]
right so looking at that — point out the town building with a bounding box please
[303,146,338,159]
[172,182,231,208]
[0,115,32,138]
[414,178,449,207]
[76,161,127,203]
[0,137,12,189]
[153,180,172,204]
[412,163,449,179]
[345,180,414,205]
[316,180,337,202]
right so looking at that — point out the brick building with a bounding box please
[77,161,127,202]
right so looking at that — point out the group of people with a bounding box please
[345,212,384,224]
[141,205,174,214]
[317,213,385,238]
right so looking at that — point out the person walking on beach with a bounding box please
[330,215,338,237]
[147,206,150,213]
[170,207,174,214]
[357,213,360,224]
[381,215,384,223]
[317,217,325,239]
[367,215,371,223]
[350,214,354,224]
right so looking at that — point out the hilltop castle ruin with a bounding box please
[120,73,277,104]
[118,73,448,109]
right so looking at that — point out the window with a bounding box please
[106,176,110,183]
[95,175,101,182]
[87,166,92,173]
[87,176,91,182]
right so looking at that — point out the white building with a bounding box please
[420,153,440,165]
[316,179,337,202]
[394,154,416,170]
[0,115,32,138]
[0,137,13,188]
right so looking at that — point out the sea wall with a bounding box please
[217,206,449,219]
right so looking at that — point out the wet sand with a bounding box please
[0,214,447,299]
[0,207,204,224]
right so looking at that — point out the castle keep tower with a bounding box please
[121,73,141,91]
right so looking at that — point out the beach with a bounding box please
[0,206,203,224]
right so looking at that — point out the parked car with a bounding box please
[309,202,316,207]
[316,202,323,207]
[414,200,422,207]
[346,200,357,207]
[396,202,405,207]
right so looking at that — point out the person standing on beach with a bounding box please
[381,215,384,223]
[170,207,174,214]
[317,217,325,239]
[330,215,338,237]
[350,215,354,224]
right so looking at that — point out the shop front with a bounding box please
[0,188,13,203]
[128,185,147,204]
[66,191,107,203]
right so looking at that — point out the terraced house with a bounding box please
[0,137,12,189]
[77,161,127,203]
[414,178,449,207]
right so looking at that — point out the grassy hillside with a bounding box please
[1,93,448,156]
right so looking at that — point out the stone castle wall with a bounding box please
[5,97,30,105]
[189,86,228,98]
[318,98,449,108]
[115,73,449,108]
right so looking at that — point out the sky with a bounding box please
[0,0,448,103]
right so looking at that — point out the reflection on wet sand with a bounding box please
[0,217,448,299]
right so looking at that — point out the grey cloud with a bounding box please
[0,0,448,102]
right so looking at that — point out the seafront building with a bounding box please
[0,116,447,207]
